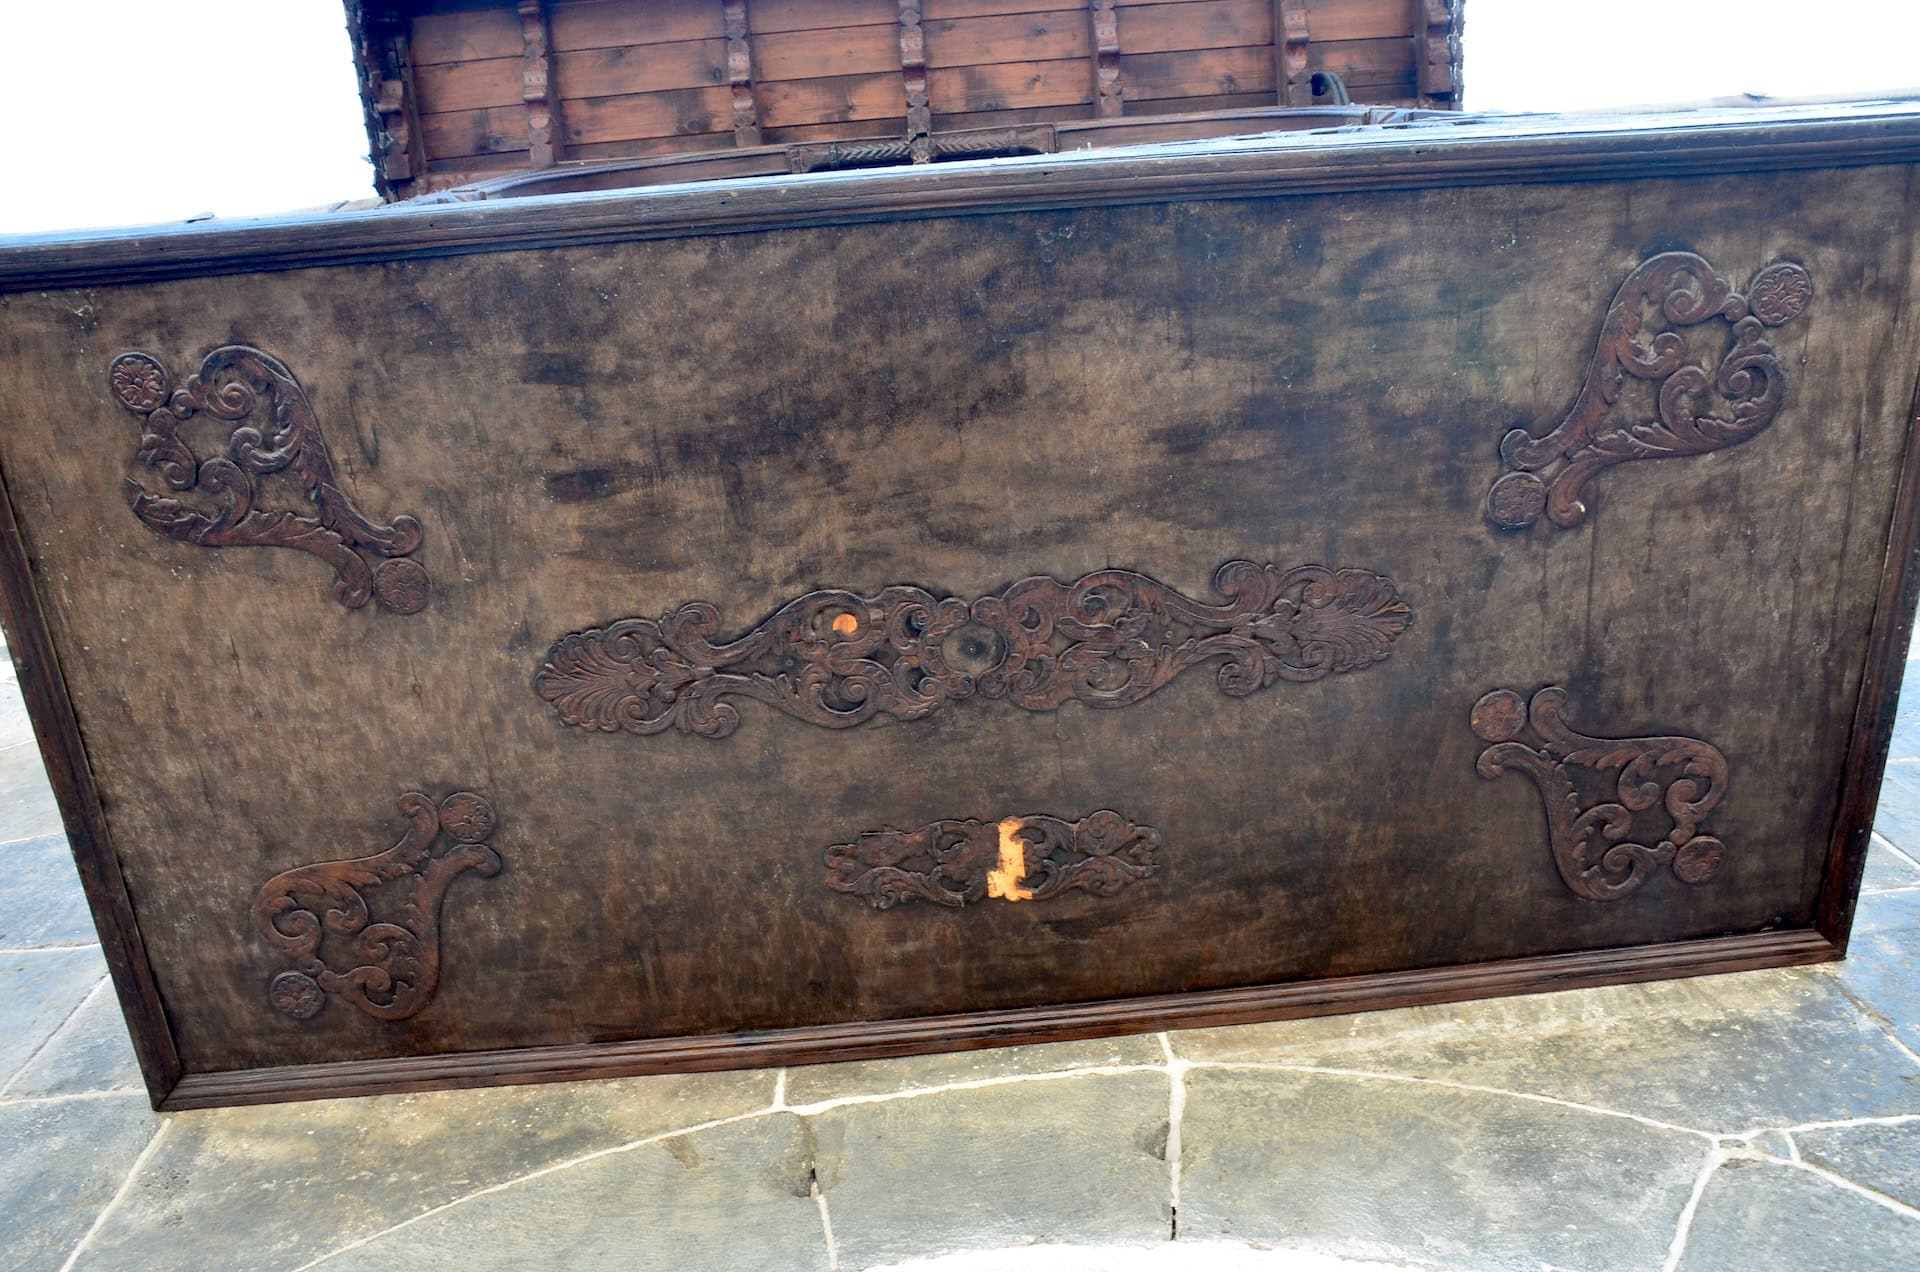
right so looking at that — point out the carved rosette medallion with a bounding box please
[1472,687,1728,902]
[107,346,431,612]
[535,561,1412,739]
[826,810,1161,909]
[254,791,501,1022]
[1486,253,1813,532]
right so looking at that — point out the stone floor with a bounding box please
[3,656,1919,1271]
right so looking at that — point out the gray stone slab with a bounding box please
[1863,835,1920,893]
[1795,1119,1920,1211]
[1872,763,1920,855]
[1677,1157,1920,1271]
[72,1068,777,1272]
[314,1112,829,1272]
[0,1094,160,1272]
[4,982,144,1100]
[1178,1067,1702,1271]
[1172,967,1920,1134]
[1834,888,1920,1058]
[0,834,93,950]
[813,1072,1170,1270]
[784,1034,1164,1106]
[0,743,61,848]
[0,947,106,1092]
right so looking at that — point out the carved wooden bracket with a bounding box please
[254,792,502,1022]
[1486,251,1813,532]
[899,0,932,163]
[1416,0,1459,103]
[827,810,1161,909]
[1472,687,1729,902]
[518,1,565,168]
[725,0,762,146]
[107,346,431,613]
[1276,0,1311,107]
[536,561,1412,739]
[1089,0,1122,118]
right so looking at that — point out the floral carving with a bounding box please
[826,810,1162,909]
[1486,252,1812,531]
[107,346,431,612]
[254,791,501,1022]
[535,561,1413,739]
[1472,687,1728,902]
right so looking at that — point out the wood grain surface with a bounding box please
[1,117,1917,1103]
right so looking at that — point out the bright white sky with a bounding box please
[3,0,1918,236]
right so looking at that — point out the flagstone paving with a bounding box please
[3,650,1919,1270]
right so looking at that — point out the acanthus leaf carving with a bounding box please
[107,346,431,613]
[1486,252,1812,532]
[254,791,501,1022]
[1472,687,1729,902]
[535,561,1413,739]
[826,810,1162,909]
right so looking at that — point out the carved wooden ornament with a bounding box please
[1473,687,1728,902]
[254,791,501,1022]
[107,346,431,613]
[827,810,1161,909]
[536,561,1412,739]
[1486,252,1812,531]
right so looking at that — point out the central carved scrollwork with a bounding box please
[535,561,1413,739]
[826,810,1162,909]
[107,346,431,613]
[1486,252,1812,532]
[1472,687,1729,902]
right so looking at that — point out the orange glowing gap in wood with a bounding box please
[830,613,859,635]
[987,818,1034,902]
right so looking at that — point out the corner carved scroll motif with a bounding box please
[1472,687,1728,902]
[254,791,501,1022]
[827,810,1161,909]
[1486,252,1813,532]
[535,561,1413,739]
[107,346,431,613]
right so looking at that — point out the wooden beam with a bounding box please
[1088,0,1122,119]
[517,1,564,168]
[724,0,763,146]
[1276,0,1311,106]
[900,0,932,161]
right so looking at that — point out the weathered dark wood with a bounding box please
[3,103,1919,1108]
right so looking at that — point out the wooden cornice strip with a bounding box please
[724,0,762,147]
[1276,0,1310,107]
[7,102,1920,292]
[900,0,932,161]
[1089,0,1121,119]
[517,0,564,168]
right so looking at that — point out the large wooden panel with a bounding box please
[2,105,1913,1108]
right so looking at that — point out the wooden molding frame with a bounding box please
[2,102,1918,1109]
[161,929,1838,1110]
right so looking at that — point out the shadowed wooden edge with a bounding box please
[1815,366,1920,948]
[161,928,1838,1110]
[5,101,1920,291]
[0,459,182,1102]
